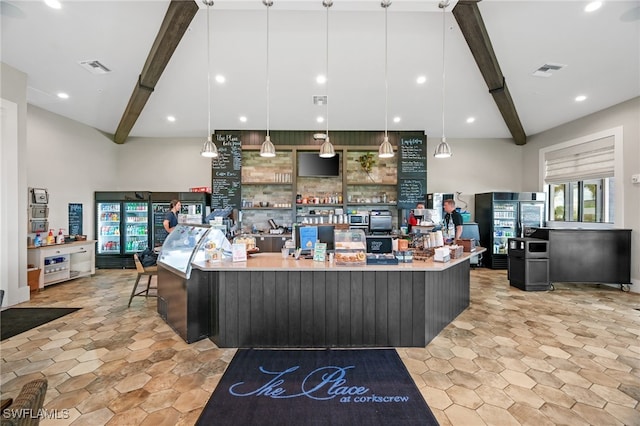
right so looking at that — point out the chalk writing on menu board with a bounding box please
[211,133,242,209]
[397,136,427,209]
[68,203,83,236]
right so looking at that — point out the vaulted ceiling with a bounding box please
[2,1,639,144]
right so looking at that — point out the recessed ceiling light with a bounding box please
[393,116,401,123]
[166,115,176,122]
[44,0,61,9]
[215,74,226,84]
[57,92,69,99]
[466,117,475,123]
[585,1,602,12]
[575,95,587,102]
[416,75,427,84]
[316,116,325,123]
[239,116,247,123]
[316,75,327,84]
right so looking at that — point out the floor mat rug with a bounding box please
[196,348,439,425]
[1,307,80,340]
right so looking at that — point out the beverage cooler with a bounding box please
[475,192,545,269]
[95,191,151,269]
[150,192,210,248]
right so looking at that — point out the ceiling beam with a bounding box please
[113,0,200,144]
[452,0,527,145]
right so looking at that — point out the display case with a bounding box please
[334,229,367,265]
[158,224,231,278]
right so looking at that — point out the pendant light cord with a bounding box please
[266,2,270,138]
[325,2,330,136]
[441,3,446,140]
[206,2,212,140]
[384,4,389,139]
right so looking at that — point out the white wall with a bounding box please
[522,97,640,293]
[1,63,29,306]
[426,137,524,216]
[115,136,213,192]
[26,106,120,242]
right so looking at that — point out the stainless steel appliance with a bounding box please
[369,210,393,234]
[348,213,368,227]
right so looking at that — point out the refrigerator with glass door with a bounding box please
[475,192,545,269]
[95,191,151,268]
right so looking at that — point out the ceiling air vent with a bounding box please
[532,63,566,78]
[78,60,112,74]
[313,95,327,106]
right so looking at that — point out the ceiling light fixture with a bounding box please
[200,0,219,158]
[260,0,276,158]
[466,117,475,123]
[434,0,452,159]
[319,0,336,158]
[215,74,226,84]
[378,0,394,159]
[239,116,247,122]
[167,115,176,122]
[416,75,427,84]
[575,95,587,102]
[44,0,61,9]
[585,1,602,12]
[57,92,69,99]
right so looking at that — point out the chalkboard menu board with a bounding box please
[211,133,242,209]
[152,203,170,247]
[397,136,427,209]
[68,203,83,236]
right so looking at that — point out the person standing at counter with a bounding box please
[443,199,463,243]
[163,200,181,234]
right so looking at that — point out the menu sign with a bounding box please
[211,133,242,209]
[68,203,83,236]
[397,136,427,209]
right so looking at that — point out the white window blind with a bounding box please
[544,136,614,184]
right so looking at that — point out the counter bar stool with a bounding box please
[128,253,158,307]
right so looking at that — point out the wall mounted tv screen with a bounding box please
[297,152,340,177]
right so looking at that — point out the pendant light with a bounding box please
[319,0,335,158]
[434,0,452,159]
[378,0,394,159]
[200,0,219,158]
[260,0,276,157]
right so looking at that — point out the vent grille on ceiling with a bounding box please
[78,60,112,74]
[313,95,327,105]
[532,63,566,78]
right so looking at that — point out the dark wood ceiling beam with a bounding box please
[114,0,200,144]
[452,0,527,145]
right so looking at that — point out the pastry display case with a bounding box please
[158,224,231,278]
[334,229,367,266]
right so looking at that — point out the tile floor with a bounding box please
[1,268,639,425]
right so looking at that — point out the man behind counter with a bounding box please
[443,199,463,243]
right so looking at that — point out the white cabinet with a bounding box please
[28,241,96,288]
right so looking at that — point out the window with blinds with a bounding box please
[544,136,614,184]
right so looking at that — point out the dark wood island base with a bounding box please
[158,251,483,347]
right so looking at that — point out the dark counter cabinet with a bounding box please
[530,228,631,290]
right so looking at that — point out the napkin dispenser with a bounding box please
[434,247,450,263]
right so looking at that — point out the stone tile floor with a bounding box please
[1,268,638,425]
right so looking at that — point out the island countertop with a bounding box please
[191,247,485,272]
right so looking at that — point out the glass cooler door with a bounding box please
[97,202,121,254]
[492,201,516,254]
[124,201,149,253]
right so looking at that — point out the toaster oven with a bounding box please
[348,214,368,226]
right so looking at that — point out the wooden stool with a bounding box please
[127,254,158,307]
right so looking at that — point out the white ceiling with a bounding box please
[1,0,639,142]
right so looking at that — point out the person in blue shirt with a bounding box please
[163,200,181,234]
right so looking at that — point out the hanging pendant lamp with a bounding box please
[378,0,394,159]
[434,0,452,159]
[319,0,335,158]
[200,0,218,158]
[260,0,276,157]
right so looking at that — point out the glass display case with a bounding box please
[158,224,231,278]
[334,229,367,266]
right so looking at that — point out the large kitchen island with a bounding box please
[157,224,483,348]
